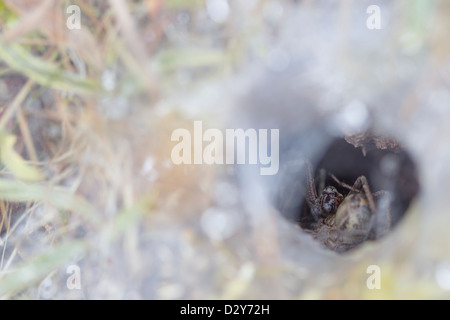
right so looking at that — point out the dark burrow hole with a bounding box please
[277,137,420,253]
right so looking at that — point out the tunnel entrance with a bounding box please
[277,136,420,253]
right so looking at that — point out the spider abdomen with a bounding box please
[335,193,372,233]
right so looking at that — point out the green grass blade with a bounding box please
[0,41,99,94]
[0,240,87,298]
[156,47,227,73]
[0,179,100,226]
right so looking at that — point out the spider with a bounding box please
[302,160,392,253]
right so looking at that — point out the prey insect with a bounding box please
[302,160,392,252]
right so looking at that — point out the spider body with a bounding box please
[304,162,344,220]
[303,161,391,252]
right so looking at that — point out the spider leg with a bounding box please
[302,160,324,220]
[330,174,359,192]
[278,159,320,220]
[330,174,377,214]
[352,176,377,214]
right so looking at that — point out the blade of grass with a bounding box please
[0,179,101,227]
[165,0,203,9]
[0,240,87,298]
[103,193,157,241]
[0,41,99,94]
[155,47,228,73]
[0,79,33,131]
[0,132,44,181]
[110,0,158,97]
[1,0,54,43]
[16,106,38,162]
[0,1,19,28]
